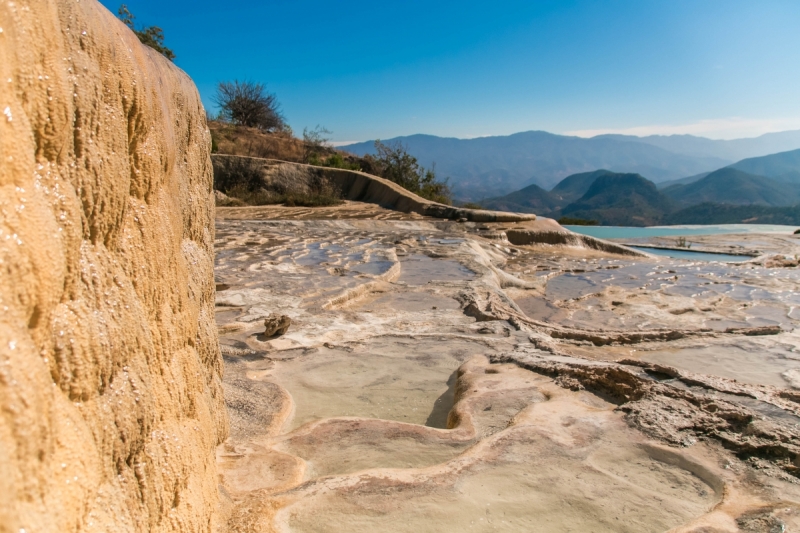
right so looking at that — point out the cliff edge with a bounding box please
[0,1,226,532]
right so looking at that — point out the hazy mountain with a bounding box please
[342,130,800,201]
[728,148,800,184]
[482,164,800,225]
[559,173,674,226]
[599,130,800,161]
[665,203,800,225]
[481,169,614,213]
[341,132,730,200]
[663,168,800,207]
[480,183,560,213]
[657,148,800,189]
[656,172,710,189]
[549,169,616,204]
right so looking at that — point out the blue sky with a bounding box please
[99,0,800,143]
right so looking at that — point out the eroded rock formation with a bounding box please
[213,215,800,531]
[0,1,225,532]
[212,155,539,222]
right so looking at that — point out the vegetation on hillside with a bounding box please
[209,121,302,160]
[663,168,800,208]
[302,126,361,170]
[558,173,674,226]
[117,5,175,60]
[302,125,333,163]
[209,123,452,204]
[482,183,560,213]
[480,164,800,226]
[212,157,343,207]
[364,141,452,204]
[664,203,800,225]
[729,148,800,184]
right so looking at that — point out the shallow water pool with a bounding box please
[630,246,748,262]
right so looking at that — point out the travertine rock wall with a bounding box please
[212,154,538,222]
[0,1,226,532]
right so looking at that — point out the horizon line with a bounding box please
[332,125,800,146]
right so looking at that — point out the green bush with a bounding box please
[117,5,175,60]
[366,141,451,205]
[303,125,332,163]
[306,151,361,171]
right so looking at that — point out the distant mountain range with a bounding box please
[340,130,800,200]
[560,173,674,226]
[480,148,800,226]
[657,148,800,189]
[663,167,800,208]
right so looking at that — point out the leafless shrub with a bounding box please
[213,80,286,132]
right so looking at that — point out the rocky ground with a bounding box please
[214,205,800,532]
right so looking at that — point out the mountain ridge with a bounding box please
[728,148,800,184]
[559,173,675,226]
[342,130,800,201]
[663,168,800,207]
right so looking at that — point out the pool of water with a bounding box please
[397,254,476,285]
[564,224,798,240]
[631,246,747,262]
[545,260,800,308]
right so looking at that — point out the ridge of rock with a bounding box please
[0,1,225,531]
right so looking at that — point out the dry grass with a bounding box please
[212,156,343,207]
[209,121,304,161]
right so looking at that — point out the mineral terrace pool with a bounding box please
[564,224,798,240]
[629,246,749,262]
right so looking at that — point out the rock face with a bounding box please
[212,154,538,223]
[263,314,291,337]
[0,1,226,532]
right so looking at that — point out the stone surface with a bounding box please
[263,314,291,337]
[214,216,800,532]
[0,1,225,532]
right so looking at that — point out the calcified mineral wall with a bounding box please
[0,1,226,532]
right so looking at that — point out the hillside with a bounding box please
[598,130,800,161]
[728,148,800,184]
[210,121,305,161]
[549,169,616,204]
[341,132,730,200]
[665,203,800,225]
[559,173,674,226]
[481,169,619,215]
[480,183,560,213]
[656,171,710,189]
[663,167,800,207]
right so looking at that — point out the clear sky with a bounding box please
[99,0,800,143]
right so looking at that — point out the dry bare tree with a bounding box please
[213,81,286,132]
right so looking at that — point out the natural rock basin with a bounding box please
[215,207,800,532]
[639,343,800,389]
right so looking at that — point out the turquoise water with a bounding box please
[563,224,798,240]
[630,246,747,263]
